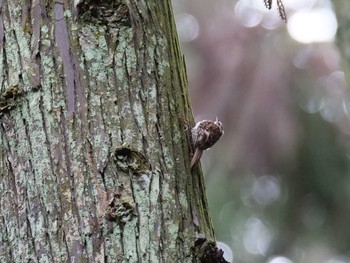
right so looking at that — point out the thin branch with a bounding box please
[264,0,272,10]
[277,0,287,22]
[262,0,287,22]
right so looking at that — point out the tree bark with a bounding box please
[0,1,223,262]
[334,0,350,85]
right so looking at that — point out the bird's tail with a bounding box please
[190,148,203,169]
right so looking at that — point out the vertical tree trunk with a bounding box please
[334,0,350,84]
[0,1,224,262]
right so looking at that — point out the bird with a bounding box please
[190,118,224,169]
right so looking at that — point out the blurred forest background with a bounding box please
[173,0,350,262]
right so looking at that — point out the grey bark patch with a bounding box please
[76,0,131,27]
[105,190,136,224]
[114,147,148,174]
[0,85,23,114]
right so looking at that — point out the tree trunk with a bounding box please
[334,0,350,85]
[0,1,224,262]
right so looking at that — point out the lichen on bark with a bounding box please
[0,0,218,262]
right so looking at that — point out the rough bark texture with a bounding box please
[0,0,218,262]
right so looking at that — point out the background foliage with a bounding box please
[173,0,350,262]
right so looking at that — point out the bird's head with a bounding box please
[214,117,224,135]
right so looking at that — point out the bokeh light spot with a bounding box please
[287,8,337,43]
[217,241,234,262]
[243,217,272,255]
[300,195,326,229]
[252,176,281,206]
[175,13,199,42]
[235,0,263,28]
[268,256,294,263]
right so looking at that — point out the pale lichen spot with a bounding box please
[64,9,72,18]
[41,24,49,35]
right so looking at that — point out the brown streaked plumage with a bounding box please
[191,118,224,168]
